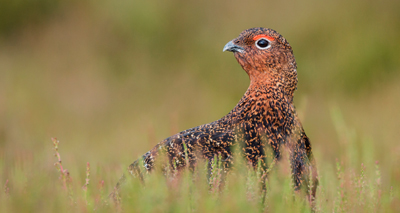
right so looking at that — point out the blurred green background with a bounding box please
[0,0,399,199]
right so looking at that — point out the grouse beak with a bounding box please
[223,40,245,53]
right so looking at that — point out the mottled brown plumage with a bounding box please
[114,27,318,201]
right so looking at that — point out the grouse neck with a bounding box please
[248,75,287,95]
[224,81,291,125]
[247,66,297,99]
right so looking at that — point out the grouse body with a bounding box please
[117,27,318,200]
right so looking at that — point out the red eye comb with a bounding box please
[253,34,275,41]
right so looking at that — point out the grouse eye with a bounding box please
[255,38,270,49]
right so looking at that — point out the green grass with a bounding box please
[0,110,398,212]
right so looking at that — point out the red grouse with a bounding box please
[115,27,318,200]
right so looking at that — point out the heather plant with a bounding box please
[30,121,395,213]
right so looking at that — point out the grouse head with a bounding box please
[223,28,298,97]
